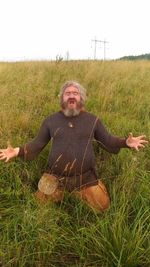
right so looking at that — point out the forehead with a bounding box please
[64,86,79,92]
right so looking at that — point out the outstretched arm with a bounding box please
[18,117,51,160]
[94,118,148,153]
[126,133,148,151]
[0,142,20,162]
[0,117,51,162]
[94,118,128,153]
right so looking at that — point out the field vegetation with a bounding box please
[0,60,150,267]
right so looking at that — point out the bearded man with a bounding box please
[0,81,148,211]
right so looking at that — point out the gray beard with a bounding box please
[62,108,81,117]
[61,100,83,117]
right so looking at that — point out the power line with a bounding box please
[91,38,109,60]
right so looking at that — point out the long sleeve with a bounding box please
[94,119,128,154]
[18,118,51,160]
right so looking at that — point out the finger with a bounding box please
[137,140,148,145]
[140,140,148,144]
[128,132,133,138]
[138,144,145,148]
[5,157,10,162]
[0,155,7,160]
[7,141,12,149]
[0,153,5,158]
[137,135,146,140]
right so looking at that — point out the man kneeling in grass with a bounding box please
[0,81,148,211]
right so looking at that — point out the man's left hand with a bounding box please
[126,133,148,151]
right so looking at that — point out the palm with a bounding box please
[0,142,16,162]
[5,147,15,157]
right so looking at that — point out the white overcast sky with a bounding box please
[0,0,149,61]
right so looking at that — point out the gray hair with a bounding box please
[59,81,87,105]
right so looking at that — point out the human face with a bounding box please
[63,86,81,110]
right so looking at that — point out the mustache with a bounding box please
[61,98,84,110]
[67,98,77,102]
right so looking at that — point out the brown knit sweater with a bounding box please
[18,111,128,190]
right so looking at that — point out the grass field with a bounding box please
[0,60,150,267]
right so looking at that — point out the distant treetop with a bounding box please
[118,53,150,60]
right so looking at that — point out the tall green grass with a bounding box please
[0,60,150,266]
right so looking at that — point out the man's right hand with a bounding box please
[0,142,20,162]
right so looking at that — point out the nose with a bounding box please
[69,92,75,97]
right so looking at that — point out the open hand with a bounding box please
[126,133,148,151]
[0,142,19,162]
